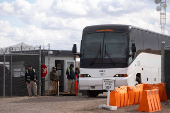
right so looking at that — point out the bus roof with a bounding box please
[83,24,130,34]
[132,26,170,38]
[83,24,170,38]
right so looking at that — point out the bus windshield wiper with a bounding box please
[90,44,101,66]
[105,45,116,66]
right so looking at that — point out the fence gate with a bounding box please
[0,45,41,97]
[164,47,170,99]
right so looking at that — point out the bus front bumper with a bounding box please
[79,77,128,90]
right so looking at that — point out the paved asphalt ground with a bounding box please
[0,93,170,113]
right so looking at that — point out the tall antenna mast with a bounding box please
[155,0,167,34]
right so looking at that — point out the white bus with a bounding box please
[72,24,170,97]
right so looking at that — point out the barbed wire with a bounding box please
[0,43,42,54]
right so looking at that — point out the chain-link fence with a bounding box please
[0,43,75,97]
[0,43,41,97]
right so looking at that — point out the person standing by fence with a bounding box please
[25,65,37,97]
[50,67,59,95]
[66,64,75,93]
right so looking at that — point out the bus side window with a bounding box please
[150,33,159,52]
[134,29,144,57]
[128,42,133,64]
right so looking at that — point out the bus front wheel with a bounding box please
[85,90,99,97]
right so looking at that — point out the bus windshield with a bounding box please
[82,32,128,59]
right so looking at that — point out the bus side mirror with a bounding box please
[72,44,77,53]
[131,43,136,53]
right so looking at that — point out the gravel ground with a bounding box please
[0,93,170,113]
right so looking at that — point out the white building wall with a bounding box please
[44,56,75,92]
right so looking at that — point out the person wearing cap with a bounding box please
[25,65,37,97]
[50,67,59,95]
[66,64,75,93]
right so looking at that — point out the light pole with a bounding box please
[155,0,167,34]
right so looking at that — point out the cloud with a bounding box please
[0,2,14,13]
[53,0,88,16]
[36,0,54,11]
[13,0,32,14]
[108,6,123,12]
[0,0,169,51]
[0,20,81,50]
[98,0,147,15]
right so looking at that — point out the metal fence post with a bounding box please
[48,44,50,95]
[161,41,165,83]
[39,46,41,96]
[11,54,12,96]
[3,53,5,97]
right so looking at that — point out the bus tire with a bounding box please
[136,76,141,85]
[85,90,99,97]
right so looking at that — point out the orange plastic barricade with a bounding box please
[155,83,167,102]
[134,86,140,104]
[116,88,121,108]
[162,83,167,102]
[119,89,125,107]
[150,90,156,112]
[154,89,161,111]
[109,88,120,108]
[109,91,116,106]
[156,84,163,101]
[120,86,128,106]
[127,86,135,105]
[137,84,143,89]
[136,84,143,103]
[138,90,153,112]
[143,84,154,90]
[143,83,167,102]
[152,90,158,111]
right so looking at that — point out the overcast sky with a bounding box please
[0,0,170,50]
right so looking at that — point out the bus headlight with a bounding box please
[113,74,128,77]
[80,74,91,77]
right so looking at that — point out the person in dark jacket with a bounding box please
[25,65,37,97]
[50,67,59,94]
[66,64,75,93]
